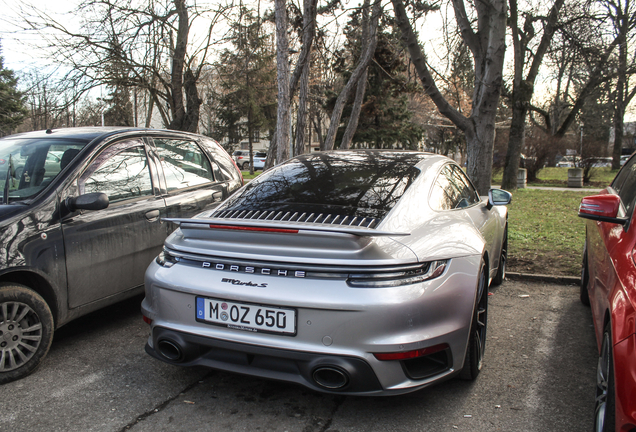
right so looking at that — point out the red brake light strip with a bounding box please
[208,224,298,234]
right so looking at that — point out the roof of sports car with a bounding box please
[214,150,436,228]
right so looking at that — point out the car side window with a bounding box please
[153,138,214,192]
[450,165,480,207]
[612,157,636,219]
[206,139,242,182]
[79,141,153,203]
[430,164,479,210]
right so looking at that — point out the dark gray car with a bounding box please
[0,127,243,383]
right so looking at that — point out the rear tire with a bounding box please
[581,242,591,306]
[460,260,488,380]
[594,322,615,432]
[242,162,249,170]
[0,284,54,384]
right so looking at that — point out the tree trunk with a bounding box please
[323,0,381,150]
[275,0,290,163]
[295,61,311,156]
[340,68,368,149]
[167,0,189,131]
[183,69,201,132]
[392,0,507,195]
[340,0,373,150]
[501,0,564,191]
[248,105,254,175]
[501,103,527,190]
[293,0,317,157]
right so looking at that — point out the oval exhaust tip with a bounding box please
[157,339,183,361]
[313,367,349,389]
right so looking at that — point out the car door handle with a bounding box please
[213,191,223,201]
[145,209,161,221]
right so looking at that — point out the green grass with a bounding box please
[507,189,589,276]
[492,166,619,187]
[241,171,261,180]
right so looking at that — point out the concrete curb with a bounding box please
[505,271,580,285]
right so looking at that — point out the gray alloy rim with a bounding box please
[475,269,488,370]
[595,331,611,432]
[0,301,43,372]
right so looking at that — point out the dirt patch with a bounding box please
[508,248,581,277]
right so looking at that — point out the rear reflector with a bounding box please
[373,343,449,361]
[142,315,152,325]
[208,224,299,234]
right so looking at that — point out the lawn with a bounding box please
[492,166,618,188]
[241,171,261,180]
[506,188,590,277]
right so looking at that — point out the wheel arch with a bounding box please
[0,270,59,327]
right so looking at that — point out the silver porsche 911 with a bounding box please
[141,150,511,395]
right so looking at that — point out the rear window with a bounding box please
[220,151,424,220]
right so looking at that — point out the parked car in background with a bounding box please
[233,150,267,171]
[556,155,580,167]
[578,152,636,432]
[583,157,613,168]
[0,127,243,383]
[253,151,267,170]
[142,150,511,395]
[621,155,631,166]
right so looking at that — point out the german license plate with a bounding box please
[196,297,296,335]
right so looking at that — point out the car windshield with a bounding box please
[0,137,88,204]
[220,151,424,220]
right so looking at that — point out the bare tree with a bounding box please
[530,3,623,141]
[323,0,382,151]
[293,0,319,157]
[604,0,636,169]
[339,1,373,150]
[20,0,230,132]
[500,0,565,191]
[275,0,291,163]
[392,0,508,194]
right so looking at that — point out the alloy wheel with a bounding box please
[0,301,43,372]
[594,331,611,431]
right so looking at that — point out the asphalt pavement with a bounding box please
[0,278,597,432]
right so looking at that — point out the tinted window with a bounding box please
[220,151,424,220]
[154,139,214,191]
[430,164,479,210]
[206,139,242,182]
[0,138,87,202]
[80,141,153,203]
[612,156,636,218]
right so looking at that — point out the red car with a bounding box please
[578,157,636,432]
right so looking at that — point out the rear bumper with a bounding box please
[146,326,386,394]
[145,326,458,395]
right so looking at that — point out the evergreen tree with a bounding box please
[212,8,277,173]
[0,44,27,135]
[328,13,423,149]
[103,86,134,126]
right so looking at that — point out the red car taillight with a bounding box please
[373,343,449,360]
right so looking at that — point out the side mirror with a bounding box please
[487,189,512,209]
[578,194,626,225]
[66,192,109,212]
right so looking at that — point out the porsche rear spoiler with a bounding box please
[163,218,410,237]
